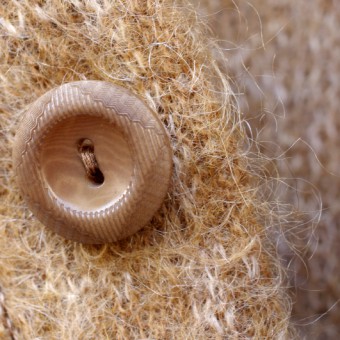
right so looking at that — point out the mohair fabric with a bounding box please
[0,1,293,338]
[196,0,340,337]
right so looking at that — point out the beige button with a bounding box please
[13,81,172,244]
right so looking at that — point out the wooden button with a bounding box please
[13,81,172,244]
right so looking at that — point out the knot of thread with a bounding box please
[77,138,104,185]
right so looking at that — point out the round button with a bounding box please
[13,81,172,244]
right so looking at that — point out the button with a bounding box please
[13,81,172,244]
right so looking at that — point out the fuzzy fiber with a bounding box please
[195,0,340,338]
[0,0,293,338]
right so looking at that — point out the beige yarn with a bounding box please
[195,0,340,337]
[0,0,293,338]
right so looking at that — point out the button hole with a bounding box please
[77,138,104,186]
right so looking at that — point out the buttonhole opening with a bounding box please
[77,138,105,186]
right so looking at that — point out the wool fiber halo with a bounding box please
[0,0,294,338]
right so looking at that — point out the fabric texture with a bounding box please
[0,1,293,338]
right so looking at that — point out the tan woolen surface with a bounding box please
[193,0,340,338]
[0,1,293,338]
